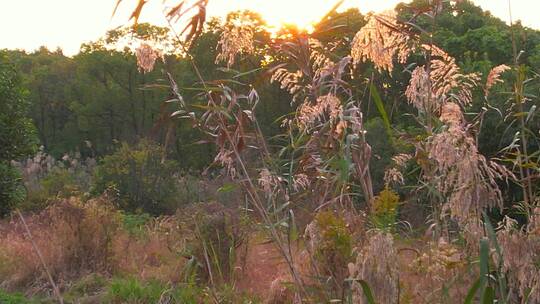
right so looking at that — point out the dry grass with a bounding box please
[0,195,188,293]
[0,195,119,291]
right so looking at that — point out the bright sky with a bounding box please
[1,0,539,56]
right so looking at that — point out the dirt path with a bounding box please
[235,237,290,299]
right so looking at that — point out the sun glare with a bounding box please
[207,0,407,33]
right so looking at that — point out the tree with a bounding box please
[0,52,37,215]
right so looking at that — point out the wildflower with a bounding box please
[292,173,310,191]
[349,231,399,304]
[258,168,282,193]
[427,106,505,222]
[215,18,255,68]
[135,43,161,73]
[497,212,540,302]
[297,94,342,130]
[405,66,432,112]
[351,10,413,73]
[485,64,511,97]
[271,68,304,102]
[439,102,464,126]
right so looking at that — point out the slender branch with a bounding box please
[16,210,64,304]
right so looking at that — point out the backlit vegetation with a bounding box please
[0,0,539,303]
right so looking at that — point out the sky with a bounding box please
[1,0,539,56]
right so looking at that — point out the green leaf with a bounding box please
[358,280,377,304]
[217,183,237,193]
[479,238,490,303]
[483,286,495,304]
[288,210,298,242]
[369,83,392,138]
[464,278,481,304]
[483,213,508,303]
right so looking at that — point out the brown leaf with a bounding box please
[166,1,185,21]
[112,0,123,18]
[129,0,148,25]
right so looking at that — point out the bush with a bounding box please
[0,195,120,288]
[304,211,353,297]
[93,141,181,215]
[0,162,25,217]
[40,168,82,198]
[179,203,246,285]
[371,188,400,231]
[12,151,97,212]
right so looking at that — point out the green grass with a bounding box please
[106,277,203,304]
[0,290,38,304]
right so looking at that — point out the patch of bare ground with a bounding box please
[234,235,292,299]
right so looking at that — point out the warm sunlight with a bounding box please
[2,0,540,302]
[2,0,539,55]
[207,0,407,32]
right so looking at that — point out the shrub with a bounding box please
[120,212,152,236]
[304,211,353,296]
[0,195,120,288]
[0,162,25,217]
[64,273,108,300]
[40,168,81,198]
[371,188,400,231]
[93,141,181,215]
[12,150,97,211]
[180,203,246,285]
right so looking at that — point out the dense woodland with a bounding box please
[0,0,539,303]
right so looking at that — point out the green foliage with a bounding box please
[189,208,243,285]
[0,53,37,161]
[314,212,353,261]
[312,211,353,297]
[0,53,37,216]
[106,278,202,304]
[106,278,166,304]
[63,273,108,302]
[365,118,395,192]
[0,163,26,216]
[40,167,82,198]
[371,188,400,231]
[93,140,181,214]
[0,290,37,304]
[120,212,152,236]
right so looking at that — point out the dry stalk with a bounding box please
[16,210,64,304]
[162,19,308,297]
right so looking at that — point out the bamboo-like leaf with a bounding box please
[479,238,490,303]
[483,213,508,303]
[483,286,495,304]
[369,83,392,137]
[357,280,377,304]
[112,0,123,18]
[218,183,237,193]
[526,105,537,123]
[288,210,298,242]
[129,0,148,25]
[464,278,481,304]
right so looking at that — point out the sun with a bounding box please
[207,0,359,32]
